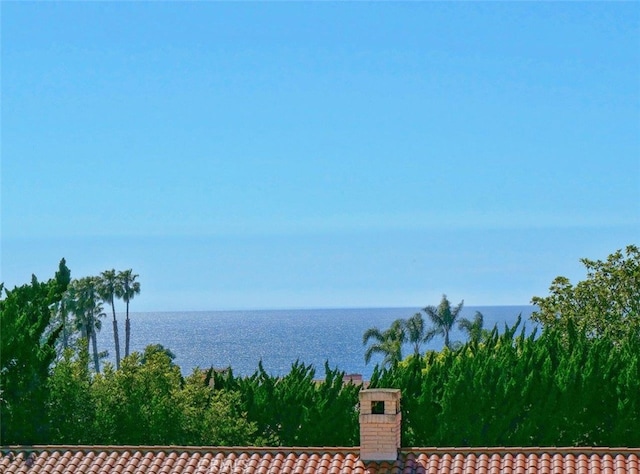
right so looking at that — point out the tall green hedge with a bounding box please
[211,361,360,446]
[370,319,640,446]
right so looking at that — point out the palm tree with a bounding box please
[67,277,105,372]
[50,258,73,355]
[119,269,140,357]
[52,290,73,353]
[422,294,464,350]
[404,312,434,356]
[458,311,486,343]
[362,319,406,368]
[98,269,122,369]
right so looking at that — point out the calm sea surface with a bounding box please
[97,306,537,380]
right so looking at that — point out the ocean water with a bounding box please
[96,306,537,380]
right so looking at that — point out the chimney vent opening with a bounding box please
[371,400,385,415]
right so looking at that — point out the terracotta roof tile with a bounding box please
[2,447,640,474]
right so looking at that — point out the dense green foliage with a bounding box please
[370,318,640,446]
[35,323,640,447]
[40,350,358,446]
[42,343,259,445]
[47,344,94,444]
[531,245,640,339]
[211,361,360,446]
[0,259,70,444]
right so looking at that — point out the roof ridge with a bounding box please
[0,445,359,455]
[401,447,640,455]
[3,445,640,455]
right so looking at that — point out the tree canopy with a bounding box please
[531,245,640,339]
[362,319,406,367]
[0,259,70,444]
[422,294,465,349]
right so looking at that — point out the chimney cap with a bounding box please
[360,388,401,394]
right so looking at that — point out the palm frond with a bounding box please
[362,327,384,345]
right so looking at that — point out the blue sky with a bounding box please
[2,2,638,311]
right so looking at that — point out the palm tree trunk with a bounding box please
[112,318,121,369]
[88,314,100,373]
[91,330,100,373]
[125,300,130,357]
[61,304,68,350]
[110,297,121,369]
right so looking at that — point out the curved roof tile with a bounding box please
[2,447,639,474]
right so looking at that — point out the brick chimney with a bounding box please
[359,388,402,461]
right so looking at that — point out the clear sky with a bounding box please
[2,2,639,311]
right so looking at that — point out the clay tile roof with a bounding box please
[2,446,640,474]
